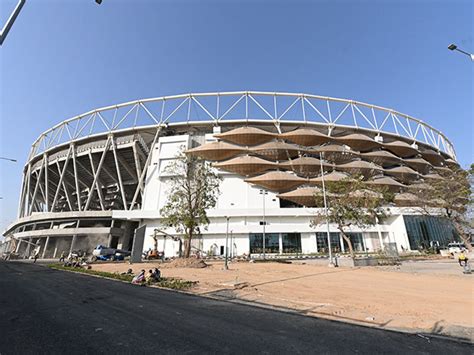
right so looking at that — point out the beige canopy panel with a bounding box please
[250,141,300,161]
[186,141,246,161]
[213,155,277,176]
[335,133,380,151]
[403,157,432,174]
[279,157,333,177]
[444,158,459,168]
[214,126,276,146]
[336,160,383,178]
[394,193,420,207]
[420,148,444,166]
[245,171,307,192]
[309,171,351,185]
[307,144,359,163]
[383,140,418,158]
[279,128,331,146]
[277,187,323,207]
[422,173,444,181]
[360,150,401,166]
[348,189,383,199]
[407,182,433,192]
[384,166,419,183]
[434,166,452,174]
[365,176,406,192]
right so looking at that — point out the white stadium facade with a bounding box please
[2,91,461,259]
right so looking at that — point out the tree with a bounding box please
[160,149,221,258]
[411,164,473,251]
[311,177,393,258]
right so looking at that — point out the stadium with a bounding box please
[2,91,460,260]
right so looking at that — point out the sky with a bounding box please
[0,0,472,235]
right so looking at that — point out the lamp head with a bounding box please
[448,44,457,51]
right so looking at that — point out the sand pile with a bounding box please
[162,258,208,269]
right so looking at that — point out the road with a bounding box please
[0,261,471,354]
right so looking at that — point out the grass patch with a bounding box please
[47,264,197,290]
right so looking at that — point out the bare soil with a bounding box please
[92,259,473,340]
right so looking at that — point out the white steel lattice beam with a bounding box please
[26,92,456,163]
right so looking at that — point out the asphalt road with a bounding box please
[0,261,471,354]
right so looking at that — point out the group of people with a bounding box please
[131,268,161,285]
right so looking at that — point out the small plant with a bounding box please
[47,264,197,290]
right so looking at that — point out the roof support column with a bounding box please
[87,151,106,211]
[129,126,162,210]
[84,136,111,210]
[111,134,127,209]
[71,143,82,211]
[51,147,72,212]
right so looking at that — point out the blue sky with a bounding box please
[0,0,472,234]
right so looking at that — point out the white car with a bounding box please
[447,242,470,254]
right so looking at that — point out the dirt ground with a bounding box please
[92,259,473,340]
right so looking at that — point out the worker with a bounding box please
[458,250,468,267]
[33,248,39,263]
[59,251,66,262]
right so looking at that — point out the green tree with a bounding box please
[160,149,221,258]
[411,164,473,251]
[311,177,393,258]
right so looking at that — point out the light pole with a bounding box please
[0,157,17,162]
[319,153,334,266]
[259,189,268,260]
[224,216,230,270]
[448,44,474,61]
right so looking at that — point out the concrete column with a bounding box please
[314,233,318,253]
[15,239,22,253]
[339,234,345,253]
[279,234,283,254]
[107,234,113,248]
[69,235,77,254]
[25,237,32,257]
[42,236,50,259]
[376,217,384,251]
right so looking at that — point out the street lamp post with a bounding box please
[259,189,268,260]
[319,153,334,266]
[448,44,474,61]
[224,216,230,270]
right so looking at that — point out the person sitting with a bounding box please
[152,268,161,281]
[131,270,146,285]
[145,268,161,283]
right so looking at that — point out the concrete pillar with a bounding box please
[42,236,50,259]
[339,234,345,253]
[69,235,77,254]
[107,234,113,248]
[376,217,384,251]
[314,233,318,253]
[279,234,283,254]
[15,239,22,253]
[25,237,32,257]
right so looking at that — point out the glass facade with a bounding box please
[249,233,279,253]
[343,233,365,252]
[316,232,341,253]
[249,233,302,254]
[403,215,458,250]
[282,233,302,253]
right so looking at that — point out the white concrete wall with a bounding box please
[138,133,417,257]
